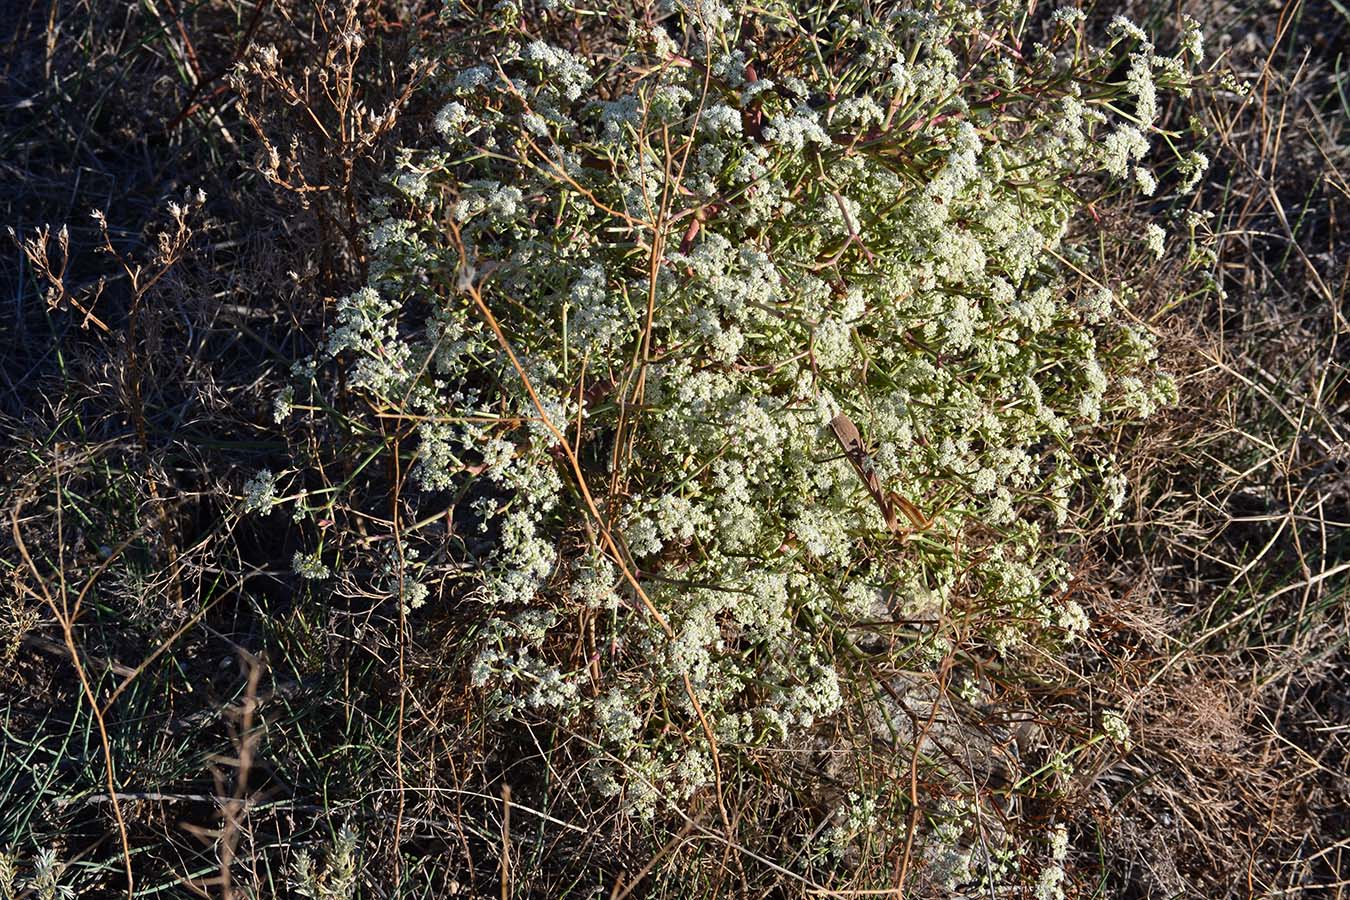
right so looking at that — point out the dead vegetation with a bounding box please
[1069,1,1349,893]
[1,0,1346,897]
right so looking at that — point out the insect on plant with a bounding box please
[828,413,933,535]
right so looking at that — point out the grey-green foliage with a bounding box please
[0,849,77,900]
[291,827,360,900]
[286,0,1205,831]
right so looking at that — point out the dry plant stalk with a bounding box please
[9,470,136,897]
[10,224,109,331]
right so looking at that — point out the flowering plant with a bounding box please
[284,0,1208,882]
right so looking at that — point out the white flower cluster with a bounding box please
[241,468,279,515]
[817,791,880,859]
[292,550,330,581]
[1035,823,1071,900]
[1094,15,1208,195]
[1102,709,1132,746]
[305,0,1204,836]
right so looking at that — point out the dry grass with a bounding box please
[0,0,1346,897]
[1064,1,1350,894]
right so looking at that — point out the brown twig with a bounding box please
[10,471,136,897]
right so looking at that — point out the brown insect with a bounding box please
[829,412,932,535]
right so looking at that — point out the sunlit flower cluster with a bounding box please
[303,0,1204,860]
